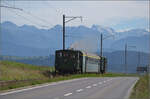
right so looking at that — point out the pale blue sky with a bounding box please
[1,1,149,31]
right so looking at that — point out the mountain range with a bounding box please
[1,21,149,56]
[0,21,149,73]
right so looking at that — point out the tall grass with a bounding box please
[130,74,149,99]
[0,61,53,81]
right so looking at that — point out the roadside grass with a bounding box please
[0,61,54,81]
[0,61,137,91]
[130,74,149,99]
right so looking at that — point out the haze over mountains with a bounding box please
[1,21,149,73]
[1,21,150,56]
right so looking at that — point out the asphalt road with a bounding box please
[0,77,138,99]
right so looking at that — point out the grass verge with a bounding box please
[130,74,149,99]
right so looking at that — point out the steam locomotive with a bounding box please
[55,50,107,74]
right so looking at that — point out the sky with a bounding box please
[1,0,149,31]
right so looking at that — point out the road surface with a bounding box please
[0,77,138,99]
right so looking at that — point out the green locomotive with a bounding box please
[55,50,107,74]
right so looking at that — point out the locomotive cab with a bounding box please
[55,49,107,74]
[55,50,82,73]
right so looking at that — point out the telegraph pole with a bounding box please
[99,34,103,74]
[63,15,65,50]
[62,14,82,50]
[125,43,127,74]
[99,33,114,74]
[138,51,140,67]
[124,44,136,74]
[100,34,103,57]
[137,51,141,74]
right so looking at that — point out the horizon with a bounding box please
[1,21,149,33]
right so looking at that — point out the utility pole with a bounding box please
[100,34,103,57]
[98,33,114,74]
[125,43,127,74]
[62,14,82,50]
[63,15,65,50]
[99,34,103,74]
[138,51,140,67]
[124,44,136,74]
[137,51,140,74]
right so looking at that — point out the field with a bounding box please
[0,61,137,91]
[130,74,149,99]
[0,61,54,81]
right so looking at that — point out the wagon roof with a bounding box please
[81,51,100,59]
[56,49,100,59]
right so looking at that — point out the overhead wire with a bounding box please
[21,10,54,27]
[42,1,85,40]
[42,1,63,15]
[5,8,48,28]
[1,2,63,34]
[2,1,86,39]
[2,1,53,28]
[41,1,63,27]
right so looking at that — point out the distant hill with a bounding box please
[1,21,149,56]
[0,50,149,73]
[1,41,51,56]
[0,55,55,66]
[103,51,150,73]
[110,35,150,52]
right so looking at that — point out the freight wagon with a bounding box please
[55,50,107,74]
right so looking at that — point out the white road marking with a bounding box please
[99,82,102,84]
[64,93,72,96]
[124,78,139,99]
[0,78,88,96]
[86,86,91,88]
[53,97,59,99]
[76,89,83,92]
[93,84,97,86]
[103,81,106,83]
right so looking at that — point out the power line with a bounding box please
[2,2,60,32]
[41,1,63,26]
[6,8,48,28]
[0,5,23,11]
[2,1,53,28]
[42,1,63,15]
[2,3,60,32]
[21,10,54,27]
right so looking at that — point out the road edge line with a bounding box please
[125,78,139,99]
